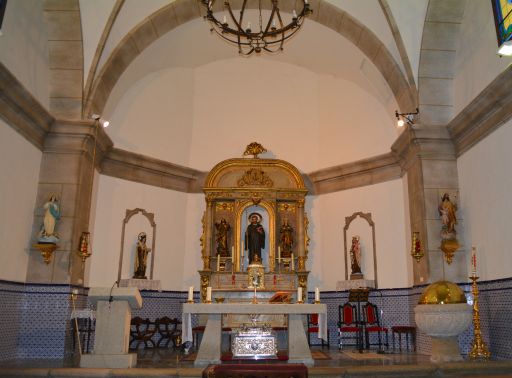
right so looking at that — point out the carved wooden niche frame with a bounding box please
[118,208,157,283]
[343,211,378,288]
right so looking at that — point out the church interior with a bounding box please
[1,0,512,377]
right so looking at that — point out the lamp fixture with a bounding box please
[91,114,110,128]
[201,0,312,55]
[395,108,419,127]
[411,231,424,263]
[498,40,512,56]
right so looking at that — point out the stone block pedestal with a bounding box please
[80,287,142,368]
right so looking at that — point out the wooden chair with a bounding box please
[337,302,359,350]
[362,302,388,351]
[129,317,157,349]
[156,316,182,348]
[307,313,329,348]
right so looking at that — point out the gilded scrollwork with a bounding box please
[243,142,267,158]
[278,203,296,213]
[297,199,305,208]
[215,202,234,212]
[237,168,274,188]
[297,256,307,271]
[200,273,210,302]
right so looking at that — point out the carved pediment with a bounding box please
[237,168,274,188]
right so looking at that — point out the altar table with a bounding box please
[182,303,327,367]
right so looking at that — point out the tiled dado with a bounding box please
[0,278,511,361]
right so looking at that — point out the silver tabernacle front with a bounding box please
[231,324,278,358]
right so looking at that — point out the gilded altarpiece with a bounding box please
[198,147,309,304]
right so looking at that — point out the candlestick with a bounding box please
[188,286,194,303]
[471,246,477,276]
[469,275,490,360]
[291,253,295,271]
[315,287,320,303]
[297,286,303,303]
[206,286,212,303]
[217,254,220,271]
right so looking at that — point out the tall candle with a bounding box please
[231,246,234,259]
[188,286,194,302]
[471,246,477,275]
[315,287,320,302]
[217,254,220,271]
[297,287,302,302]
[278,246,281,261]
[291,253,295,271]
[206,286,212,302]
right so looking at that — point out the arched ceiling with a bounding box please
[84,0,417,118]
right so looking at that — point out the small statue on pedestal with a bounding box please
[279,219,294,258]
[133,232,151,279]
[438,193,460,264]
[215,218,231,256]
[350,236,363,279]
[38,194,61,243]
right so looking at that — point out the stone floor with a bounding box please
[1,347,512,377]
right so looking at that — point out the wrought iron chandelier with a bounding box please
[201,0,312,55]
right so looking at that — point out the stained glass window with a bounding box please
[492,0,512,45]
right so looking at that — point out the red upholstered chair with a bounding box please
[362,302,389,351]
[337,302,359,350]
[307,313,329,348]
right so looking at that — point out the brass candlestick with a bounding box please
[469,275,491,360]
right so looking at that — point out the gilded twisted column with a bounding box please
[202,197,214,270]
[297,199,306,271]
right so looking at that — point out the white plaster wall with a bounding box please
[89,175,195,290]
[329,0,406,79]
[308,179,408,290]
[0,121,42,282]
[106,68,195,167]
[458,121,512,281]
[0,0,49,107]
[103,11,399,124]
[453,0,511,114]
[106,57,396,173]
[80,0,115,87]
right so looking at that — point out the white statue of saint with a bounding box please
[38,194,61,243]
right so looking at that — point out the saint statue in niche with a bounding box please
[214,218,231,256]
[350,235,362,276]
[279,219,294,258]
[245,212,265,264]
[133,232,151,279]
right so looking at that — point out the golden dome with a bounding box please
[418,280,467,305]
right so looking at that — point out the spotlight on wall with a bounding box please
[91,114,110,128]
[395,108,419,128]
[498,40,512,56]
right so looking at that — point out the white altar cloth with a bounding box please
[182,303,327,367]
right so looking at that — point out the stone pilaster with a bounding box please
[27,119,112,284]
[392,125,466,284]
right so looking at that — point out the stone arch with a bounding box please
[417,0,466,126]
[84,0,417,118]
